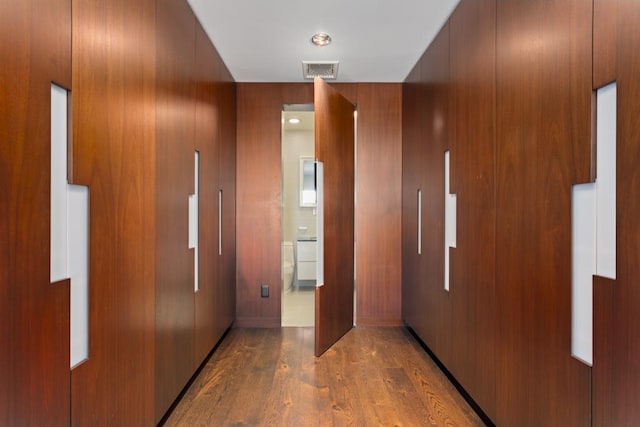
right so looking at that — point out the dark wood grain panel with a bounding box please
[593,276,615,426]
[448,0,497,420]
[236,84,284,327]
[1,1,72,424]
[155,0,197,421]
[314,77,355,356]
[401,62,423,331]
[402,20,454,371]
[401,60,444,343]
[405,0,598,423]
[417,23,453,365]
[70,0,157,425]
[593,0,617,88]
[614,2,640,421]
[193,23,236,364]
[593,3,640,424]
[331,84,358,106]
[280,83,314,105]
[218,74,237,334]
[495,0,592,424]
[193,20,221,367]
[617,2,640,421]
[355,84,402,326]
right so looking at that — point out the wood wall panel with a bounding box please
[414,24,453,364]
[593,0,617,88]
[193,21,221,368]
[155,0,197,421]
[448,0,496,419]
[404,0,596,424]
[495,1,592,424]
[3,0,235,424]
[235,83,321,328]
[330,84,358,106]
[281,83,315,105]
[356,84,402,326]
[218,76,237,334]
[236,84,284,327]
[612,1,640,422]
[403,21,453,366]
[593,276,615,425]
[401,63,425,331]
[1,1,71,425]
[592,2,640,424]
[71,0,157,425]
[236,83,403,327]
[193,21,237,366]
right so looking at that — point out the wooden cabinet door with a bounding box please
[314,78,355,356]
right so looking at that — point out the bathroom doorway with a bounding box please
[281,104,316,327]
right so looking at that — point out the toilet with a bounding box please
[282,241,295,293]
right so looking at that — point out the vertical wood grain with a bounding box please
[495,0,592,424]
[0,0,71,426]
[2,1,235,424]
[593,276,615,425]
[593,0,617,88]
[404,0,597,423]
[0,4,71,423]
[402,21,454,373]
[193,20,221,368]
[236,84,284,327]
[401,62,424,332]
[417,23,453,365]
[280,83,315,105]
[71,0,157,425]
[616,2,640,422]
[235,83,328,327]
[593,2,640,424]
[218,75,237,334]
[448,0,497,420]
[355,84,402,326]
[314,78,355,356]
[155,0,196,421]
[192,20,236,368]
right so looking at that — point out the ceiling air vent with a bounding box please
[302,61,339,80]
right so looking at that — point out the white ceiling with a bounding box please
[187,0,460,83]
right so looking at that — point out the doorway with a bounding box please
[280,79,356,356]
[281,105,316,327]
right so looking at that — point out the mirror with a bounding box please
[300,156,316,207]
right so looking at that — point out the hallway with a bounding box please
[163,327,484,426]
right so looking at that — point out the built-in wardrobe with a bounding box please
[1,0,236,425]
[402,0,640,425]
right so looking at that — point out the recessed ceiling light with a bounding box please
[288,118,300,124]
[311,33,331,47]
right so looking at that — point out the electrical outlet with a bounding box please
[261,284,269,298]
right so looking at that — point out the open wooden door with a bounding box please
[314,78,355,356]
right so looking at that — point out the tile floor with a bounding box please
[281,287,315,327]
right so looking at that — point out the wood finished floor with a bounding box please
[163,327,485,426]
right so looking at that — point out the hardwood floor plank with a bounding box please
[383,367,438,426]
[297,328,334,426]
[163,327,484,426]
[223,330,282,425]
[401,336,482,426]
[260,328,305,425]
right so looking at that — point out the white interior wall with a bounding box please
[282,128,316,243]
